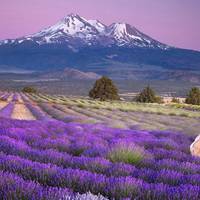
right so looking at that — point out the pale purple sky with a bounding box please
[0,0,200,50]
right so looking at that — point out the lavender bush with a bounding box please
[0,111,199,199]
[107,142,148,165]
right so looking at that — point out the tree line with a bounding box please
[89,76,200,105]
[21,76,200,105]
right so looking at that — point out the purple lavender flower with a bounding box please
[0,116,199,199]
[0,102,14,118]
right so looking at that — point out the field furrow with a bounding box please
[0,101,8,110]
[11,103,36,120]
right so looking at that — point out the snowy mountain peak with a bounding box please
[32,13,97,37]
[0,14,169,49]
[107,23,132,38]
[61,13,88,25]
[26,13,101,44]
[64,13,81,18]
[106,22,167,48]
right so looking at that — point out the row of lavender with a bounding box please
[0,92,51,120]
[0,91,109,199]
[0,116,199,199]
[0,92,77,121]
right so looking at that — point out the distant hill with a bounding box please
[40,68,100,80]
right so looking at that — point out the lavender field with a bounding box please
[0,92,200,199]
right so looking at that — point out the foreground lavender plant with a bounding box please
[0,170,71,200]
[0,117,199,199]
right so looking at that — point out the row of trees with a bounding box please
[89,76,200,105]
[21,76,200,105]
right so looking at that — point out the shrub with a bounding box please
[155,96,164,104]
[89,76,120,101]
[171,97,180,103]
[22,87,37,94]
[185,87,200,105]
[169,112,176,116]
[180,113,189,117]
[135,86,162,103]
[77,103,86,108]
[107,142,146,165]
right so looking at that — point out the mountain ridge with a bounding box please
[0,13,169,49]
[0,13,200,83]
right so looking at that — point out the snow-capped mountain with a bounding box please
[0,13,200,82]
[0,13,168,49]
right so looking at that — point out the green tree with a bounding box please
[185,87,200,105]
[22,86,37,94]
[135,86,162,103]
[89,76,120,101]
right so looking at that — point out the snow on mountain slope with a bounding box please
[107,23,142,40]
[106,23,167,48]
[31,14,99,39]
[0,13,169,49]
[87,20,106,32]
